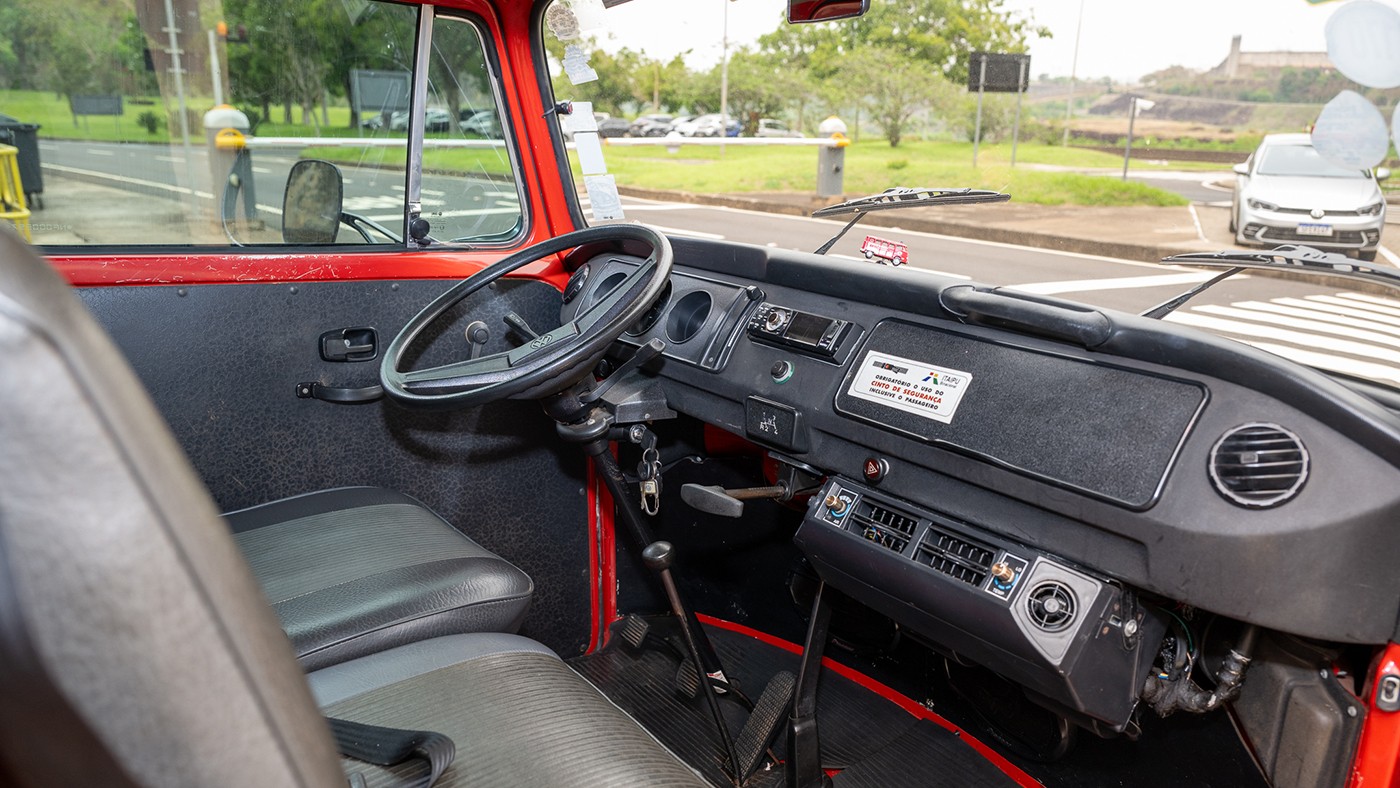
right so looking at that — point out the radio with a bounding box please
[747,303,850,357]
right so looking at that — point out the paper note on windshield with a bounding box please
[584,175,624,220]
[847,351,972,425]
[561,102,598,134]
[575,132,607,175]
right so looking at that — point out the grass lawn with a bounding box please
[575,140,1190,207]
[0,89,178,142]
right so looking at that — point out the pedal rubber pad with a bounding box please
[618,615,650,651]
[675,659,701,699]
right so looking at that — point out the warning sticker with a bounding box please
[846,351,972,425]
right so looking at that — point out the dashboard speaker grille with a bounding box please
[1209,423,1308,509]
[1026,581,1076,632]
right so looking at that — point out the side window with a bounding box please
[0,0,521,249]
[422,16,524,244]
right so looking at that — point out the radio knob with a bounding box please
[764,308,790,332]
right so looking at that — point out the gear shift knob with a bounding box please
[642,541,674,571]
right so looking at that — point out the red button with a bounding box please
[863,457,888,483]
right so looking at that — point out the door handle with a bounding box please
[320,327,377,362]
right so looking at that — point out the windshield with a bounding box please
[542,0,1400,392]
[1257,145,1367,178]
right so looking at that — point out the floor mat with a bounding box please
[569,619,1021,787]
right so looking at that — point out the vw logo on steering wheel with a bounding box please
[530,334,554,350]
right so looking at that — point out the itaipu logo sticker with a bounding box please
[847,351,972,425]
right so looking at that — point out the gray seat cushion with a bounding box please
[227,487,533,671]
[309,634,708,787]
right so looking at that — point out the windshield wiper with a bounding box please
[812,187,1010,255]
[1143,244,1400,319]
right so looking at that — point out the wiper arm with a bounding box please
[1160,244,1400,292]
[812,187,1011,255]
[1141,266,1245,319]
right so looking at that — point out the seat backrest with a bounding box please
[0,231,344,787]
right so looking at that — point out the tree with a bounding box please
[844,45,957,146]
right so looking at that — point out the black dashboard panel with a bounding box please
[834,319,1206,508]
[567,239,1400,647]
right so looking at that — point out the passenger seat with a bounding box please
[226,487,533,670]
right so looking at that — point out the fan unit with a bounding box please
[1209,423,1308,509]
[1026,581,1076,632]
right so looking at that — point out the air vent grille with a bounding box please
[915,528,994,587]
[1026,581,1076,632]
[850,502,918,554]
[1209,423,1309,509]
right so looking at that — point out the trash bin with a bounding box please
[0,114,42,209]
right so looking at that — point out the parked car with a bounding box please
[691,115,740,138]
[459,110,502,137]
[663,115,694,135]
[675,114,723,137]
[629,113,672,136]
[756,118,804,138]
[387,107,453,132]
[597,117,631,138]
[1231,132,1387,261]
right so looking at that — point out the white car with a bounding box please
[1231,133,1388,261]
[756,118,804,138]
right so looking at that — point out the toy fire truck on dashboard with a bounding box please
[860,235,909,266]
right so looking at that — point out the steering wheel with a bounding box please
[380,224,672,409]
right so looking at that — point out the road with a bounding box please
[34,139,1400,388]
[39,139,523,242]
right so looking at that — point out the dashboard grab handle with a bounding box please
[939,285,1113,348]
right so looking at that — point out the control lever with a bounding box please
[581,338,666,405]
[464,321,489,360]
[643,541,741,787]
[681,483,787,518]
[502,312,539,341]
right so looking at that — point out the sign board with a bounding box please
[349,69,412,117]
[70,95,123,117]
[967,53,1030,93]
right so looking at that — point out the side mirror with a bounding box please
[282,160,344,244]
[1232,163,1249,177]
[788,0,869,23]
[1377,167,1391,181]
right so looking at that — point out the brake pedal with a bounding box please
[618,614,651,651]
[734,671,796,781]
[675,658,701,699]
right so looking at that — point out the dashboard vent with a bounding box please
[915,528,994,587]
[850,501,918,554]
[1209,423,1309,509]
[1026,581,1076,632]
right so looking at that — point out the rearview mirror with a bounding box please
[1377,167,1391,181]
[1232,163,1249,176]
[788,0,869,23]
[282,160,344,244]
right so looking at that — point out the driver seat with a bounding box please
[0,231,705,786]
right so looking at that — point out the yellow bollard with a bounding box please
[0,144,31,241]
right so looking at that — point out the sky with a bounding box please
[585,0,1359,83]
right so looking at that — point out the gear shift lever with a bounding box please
[643,541,741,787]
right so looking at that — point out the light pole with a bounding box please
[720,0,735,152]
[1062,0,1085,147]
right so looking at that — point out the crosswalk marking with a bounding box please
[1166,292,1400,387]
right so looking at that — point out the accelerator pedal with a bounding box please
[734,670,796,781]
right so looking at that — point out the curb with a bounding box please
[616,185,1196,264]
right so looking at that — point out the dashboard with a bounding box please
[562,237,1400,730]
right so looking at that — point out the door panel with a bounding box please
[79,277,592,655]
